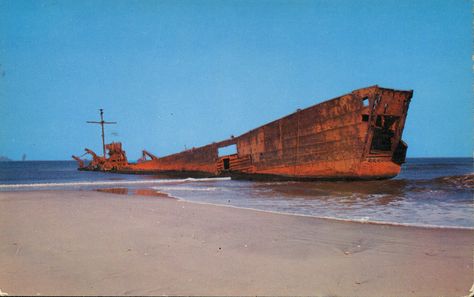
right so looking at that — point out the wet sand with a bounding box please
[0,190,472,296]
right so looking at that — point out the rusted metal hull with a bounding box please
[74,85,412,181]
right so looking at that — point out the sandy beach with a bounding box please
[0,190,472,296]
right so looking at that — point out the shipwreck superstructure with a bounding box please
[73,85,412,180]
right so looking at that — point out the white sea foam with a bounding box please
[0,177,231,189]
[169,197,474,230]
[152,186,220,192]
[152,187,474,230]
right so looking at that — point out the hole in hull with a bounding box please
[223,158,230,170]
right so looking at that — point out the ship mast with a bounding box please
[87,109,117,157]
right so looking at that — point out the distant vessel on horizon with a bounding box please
[73,85,413,180]
[0,156,12,162]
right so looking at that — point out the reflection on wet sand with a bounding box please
[97,187,128,195]
[96,187,176,198]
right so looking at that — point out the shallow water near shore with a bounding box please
[0,158,472,228]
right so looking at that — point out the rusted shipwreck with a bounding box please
[73,85,412,180]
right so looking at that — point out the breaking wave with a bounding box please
[432,173,474,189]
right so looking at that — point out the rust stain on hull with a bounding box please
[73,85,413,181]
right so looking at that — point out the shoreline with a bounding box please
[1,171,472,230]
[0,190,473,296]
[96,186,474,231]
[4,186,472,230]
[170,194,474,231]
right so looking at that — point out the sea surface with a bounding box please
[0,158,472,229]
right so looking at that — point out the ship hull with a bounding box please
[76,85,412,181]
[93,158,402,181]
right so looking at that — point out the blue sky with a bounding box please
[0,0,472,160]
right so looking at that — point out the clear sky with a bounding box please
[0,0,472,160]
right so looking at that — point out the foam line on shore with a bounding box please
[167,194,474,231]
[0,177,231,189]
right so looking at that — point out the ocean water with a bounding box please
[0,158,472,229]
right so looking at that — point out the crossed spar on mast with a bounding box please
[87,109,117,158]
